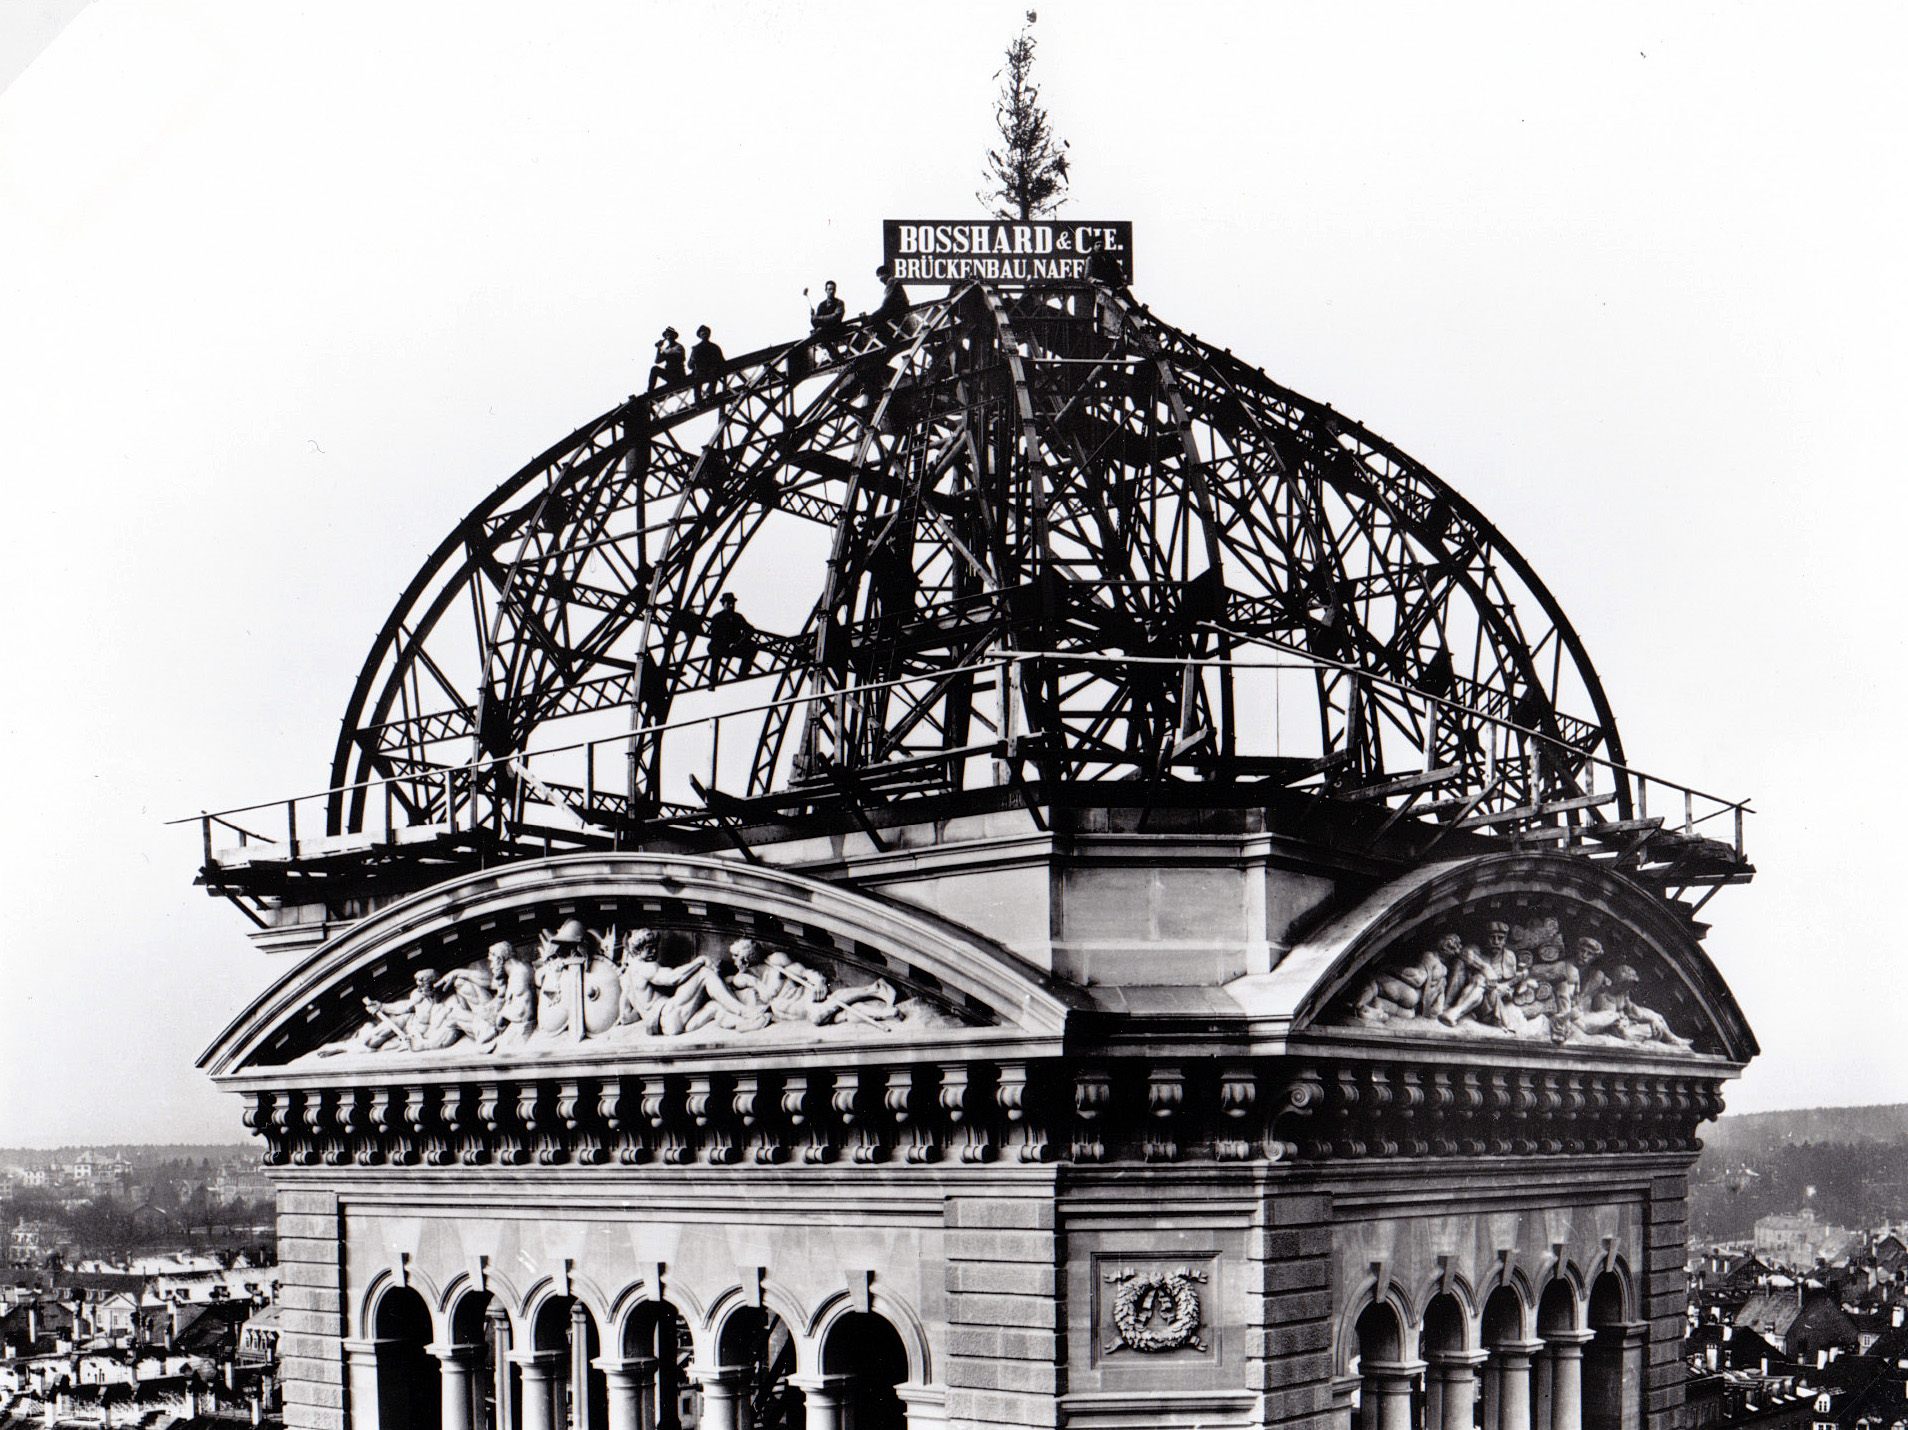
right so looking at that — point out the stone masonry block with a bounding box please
[1266,1290,1334,1326]
[1254,1350,1334,1388]
[281,1355,340,1386]
[280,1335,343,1365]
[277,1189,340,1216]
[286,1380,348,1409]
[278,1252,347,1290]
[946,1386,1059,1429]
[1255,1227,1333,1261]
[281,1309,344,1338]
[945,1198,1056,1230]
[991,1359,1061,1395]
[944,1229,1059,1264]
[948,1326,1061,1361]
[1264,1258,1331,1293]
[1271,1194,1332,1227]
[947,1292,1058,1329]
[280,1285,344,1314]
[284,1409,344,1430]
[1647,1199,1686,1227]
[1248,1321,1334,1359]
[946,1261,1057,1296]
[1648,1246,1687,1272]
[279,1236,345,1268]
[950,1359,1001,1391]
[277,1213,343,1241]
[1267,1382,1339,1417]
[949,1358,1056,1394]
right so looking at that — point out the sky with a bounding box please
[0,2,1904,1146]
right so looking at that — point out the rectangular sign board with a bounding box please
[883,219,1132,285]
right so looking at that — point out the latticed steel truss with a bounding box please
[237,282,1744,903]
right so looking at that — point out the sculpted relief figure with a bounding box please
[728,938,903,1030]
[1338,916,1702,1052]
[316,967,498,1057]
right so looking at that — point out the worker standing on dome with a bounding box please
[690,325,725,403]
[870,265,910,342]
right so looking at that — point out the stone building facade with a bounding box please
[203,816,1753,1430]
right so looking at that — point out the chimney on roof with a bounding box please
[1725,1325,1734,1341]
[1895,1307,1903,1329]
[1820,1349,1830,1369]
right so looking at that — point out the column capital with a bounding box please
[591,1354,658,1375]
[1545,1329,1597,1349]
[1364,1358,1429,1380]
[1430,1349,1491,1370]
[508,1349,563,1371]
[787,1374,853,1394]
[1491,1340,1546,1366]
[426,1341,480,1362]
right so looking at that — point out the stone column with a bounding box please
[488,1302,514,1430]
[428,1343,475,1430]
[788,1375,849,1430]
[1363,1360,1426,1430]
[342,1339,391,1430]
[570,1302,593,1430]
[512,1353,561,1430]
[1492,1342,1545,1430]
[1432,1350,1490,1430]
[592,1357,653,1430]
[697,1371,743,1430]
[1547,1331,1595,1430]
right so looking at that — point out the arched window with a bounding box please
[1420,1292,1479,1430]
[1584,1271,1636,1430]
[373,1287,440,1430]
[1482,1287,1535,1430]
[445,1291,498,1430]
[1536,1280,1587,1430]
[706,1306,800,1430]
[528,1297,606,1430]
[821,1310,910,1430]
[622,1301,694,1430]
[1356,1301,1417,1430]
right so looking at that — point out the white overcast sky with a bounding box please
[0,3,1903,1146]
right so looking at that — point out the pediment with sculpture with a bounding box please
[201,854,1091,1076]
[1318,906,1712,1053]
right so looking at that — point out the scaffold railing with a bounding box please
[177,648,1752,925]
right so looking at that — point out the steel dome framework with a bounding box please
[195,282,1751,910]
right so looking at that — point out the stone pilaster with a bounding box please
[1644,1174,1689,1430]
[277,1187,347,1430]
[1254,1188,1336,1430]
[943,1192,1062,1430]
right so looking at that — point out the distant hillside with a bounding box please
[1693,1104,1908,1243]
[1702,1105,1908,1157]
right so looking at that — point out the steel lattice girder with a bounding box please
[328,283,1627,843]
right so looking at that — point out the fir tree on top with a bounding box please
[980,11,1070,221]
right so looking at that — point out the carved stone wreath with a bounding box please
[1105,1268,1207,1353]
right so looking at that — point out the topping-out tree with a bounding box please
[980,11,1069,221]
